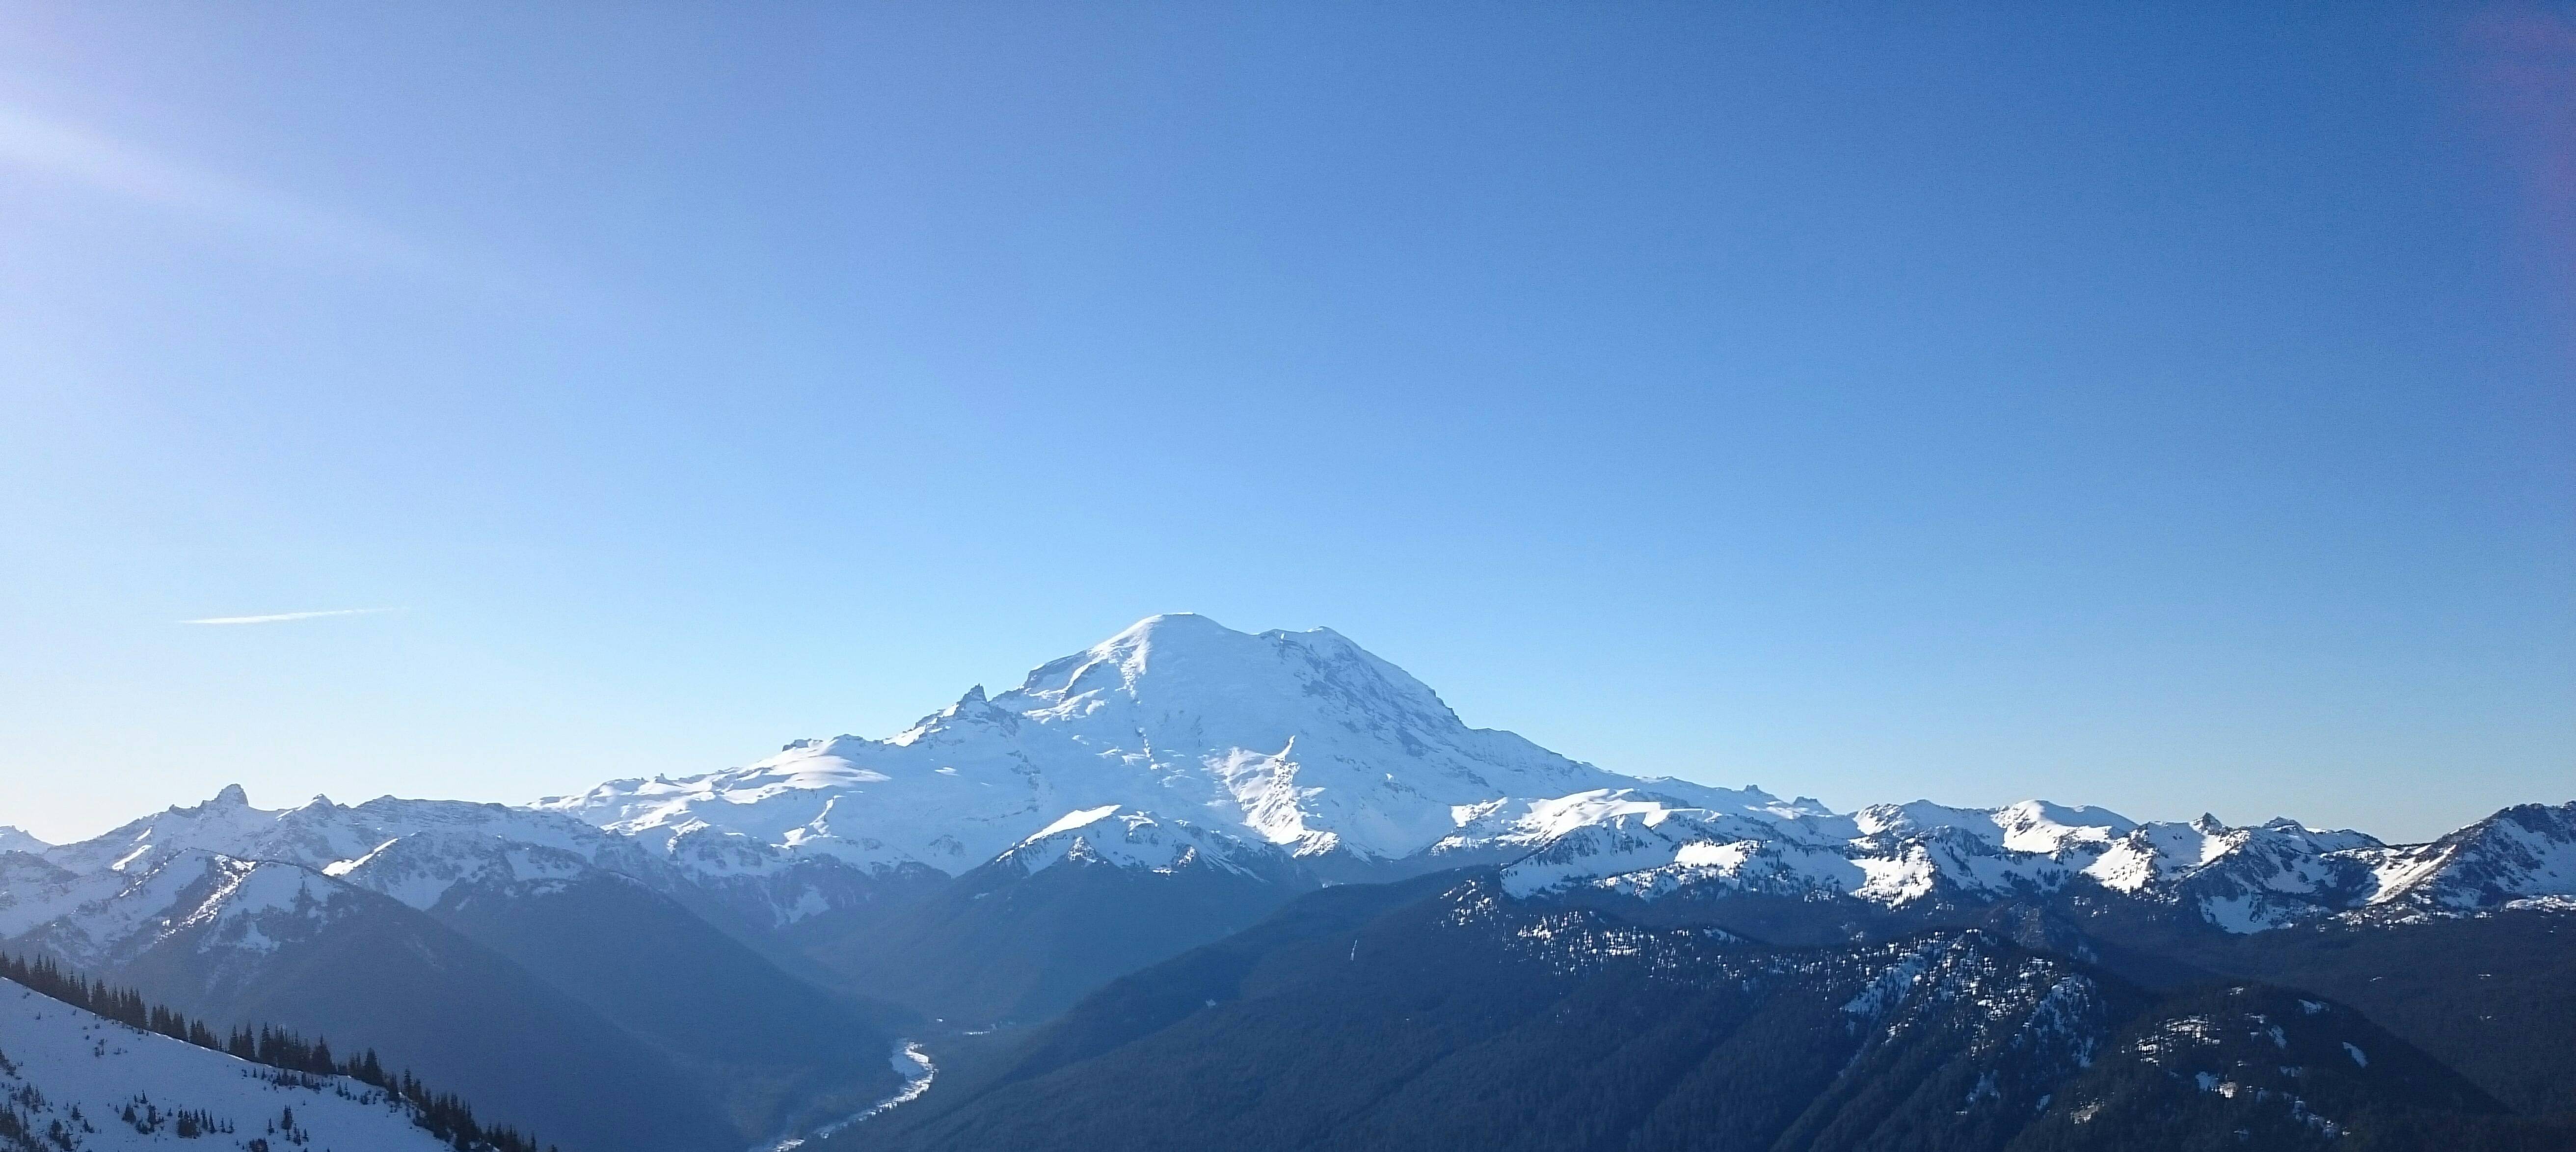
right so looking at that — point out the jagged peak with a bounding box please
[936,683,1000,720]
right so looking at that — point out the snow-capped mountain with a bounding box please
[514,614,2575,937]
[537,613,1654,871]
[0,843,767,1152]
[0,849,367,975]
[12,615,2569,974]
[2355,803,2576,921]
[0,978,458,1152]
[39,785,678,913]
[0,828,47,856]
[1,791,908,1152]
[1498,790,2576,933]
[17,782,886,939]
[5,613,2571,1149]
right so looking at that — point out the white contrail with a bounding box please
[180,608,400,626]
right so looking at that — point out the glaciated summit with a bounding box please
[524,613,2576,933]
[537,613,1640,868]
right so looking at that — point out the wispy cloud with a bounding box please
[181,608,402,626]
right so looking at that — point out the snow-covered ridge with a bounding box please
[0,979,456,1151]
[518,613,2570,932]
[23,785,752,918]
[1500,789,2576,933]
[2352,803,2576,920]
[9,616,2570,942]
[0,849,376,971]
[992,806,1296,879]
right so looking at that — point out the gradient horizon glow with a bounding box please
[1,3,2569,844]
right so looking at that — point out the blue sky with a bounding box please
[2,3,2568,843]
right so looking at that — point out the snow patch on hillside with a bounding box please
[0,981,454,1151]
[996,807,1289,878]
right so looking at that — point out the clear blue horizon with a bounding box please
[2,3,2569,844]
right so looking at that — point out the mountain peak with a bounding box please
[999,613,1432,720]
[209,783,250,809]
[549,615,1625,865]
[1072,613,1243,669]
[1109,611,1233,641]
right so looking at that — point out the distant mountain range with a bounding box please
[4,614,2569,1151]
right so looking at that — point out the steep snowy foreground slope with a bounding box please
[0,980,453,1152]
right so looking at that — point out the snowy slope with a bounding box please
[2356,804,2576,919]
[990,806,1297,880]
[0,851,374,974]
[0,856,127,951]
[12,789,644,960]
[24,784,887,932]
[1500,796,2576,933]
[0,980,453,1152]
[42,788,686,912]
[526,613,2572,932]
[538,614,1647,869]
[12,615,2569,958]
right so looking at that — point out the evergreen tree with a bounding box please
[0,950,555,1152]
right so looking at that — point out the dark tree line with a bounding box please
[0,951,554,1152]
